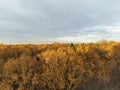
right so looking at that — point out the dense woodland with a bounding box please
[0,41,120,90]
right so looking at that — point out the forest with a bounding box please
[0,41,120,90]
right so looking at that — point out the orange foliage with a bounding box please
[0,42,120,90]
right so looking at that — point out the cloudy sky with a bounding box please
[0,0,120,44]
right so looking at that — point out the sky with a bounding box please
[0,0,120,44]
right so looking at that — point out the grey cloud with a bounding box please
[0,0,120,43]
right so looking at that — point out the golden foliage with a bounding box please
[0,42,119,90]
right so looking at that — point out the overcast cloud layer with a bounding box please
[0,0,120,44]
